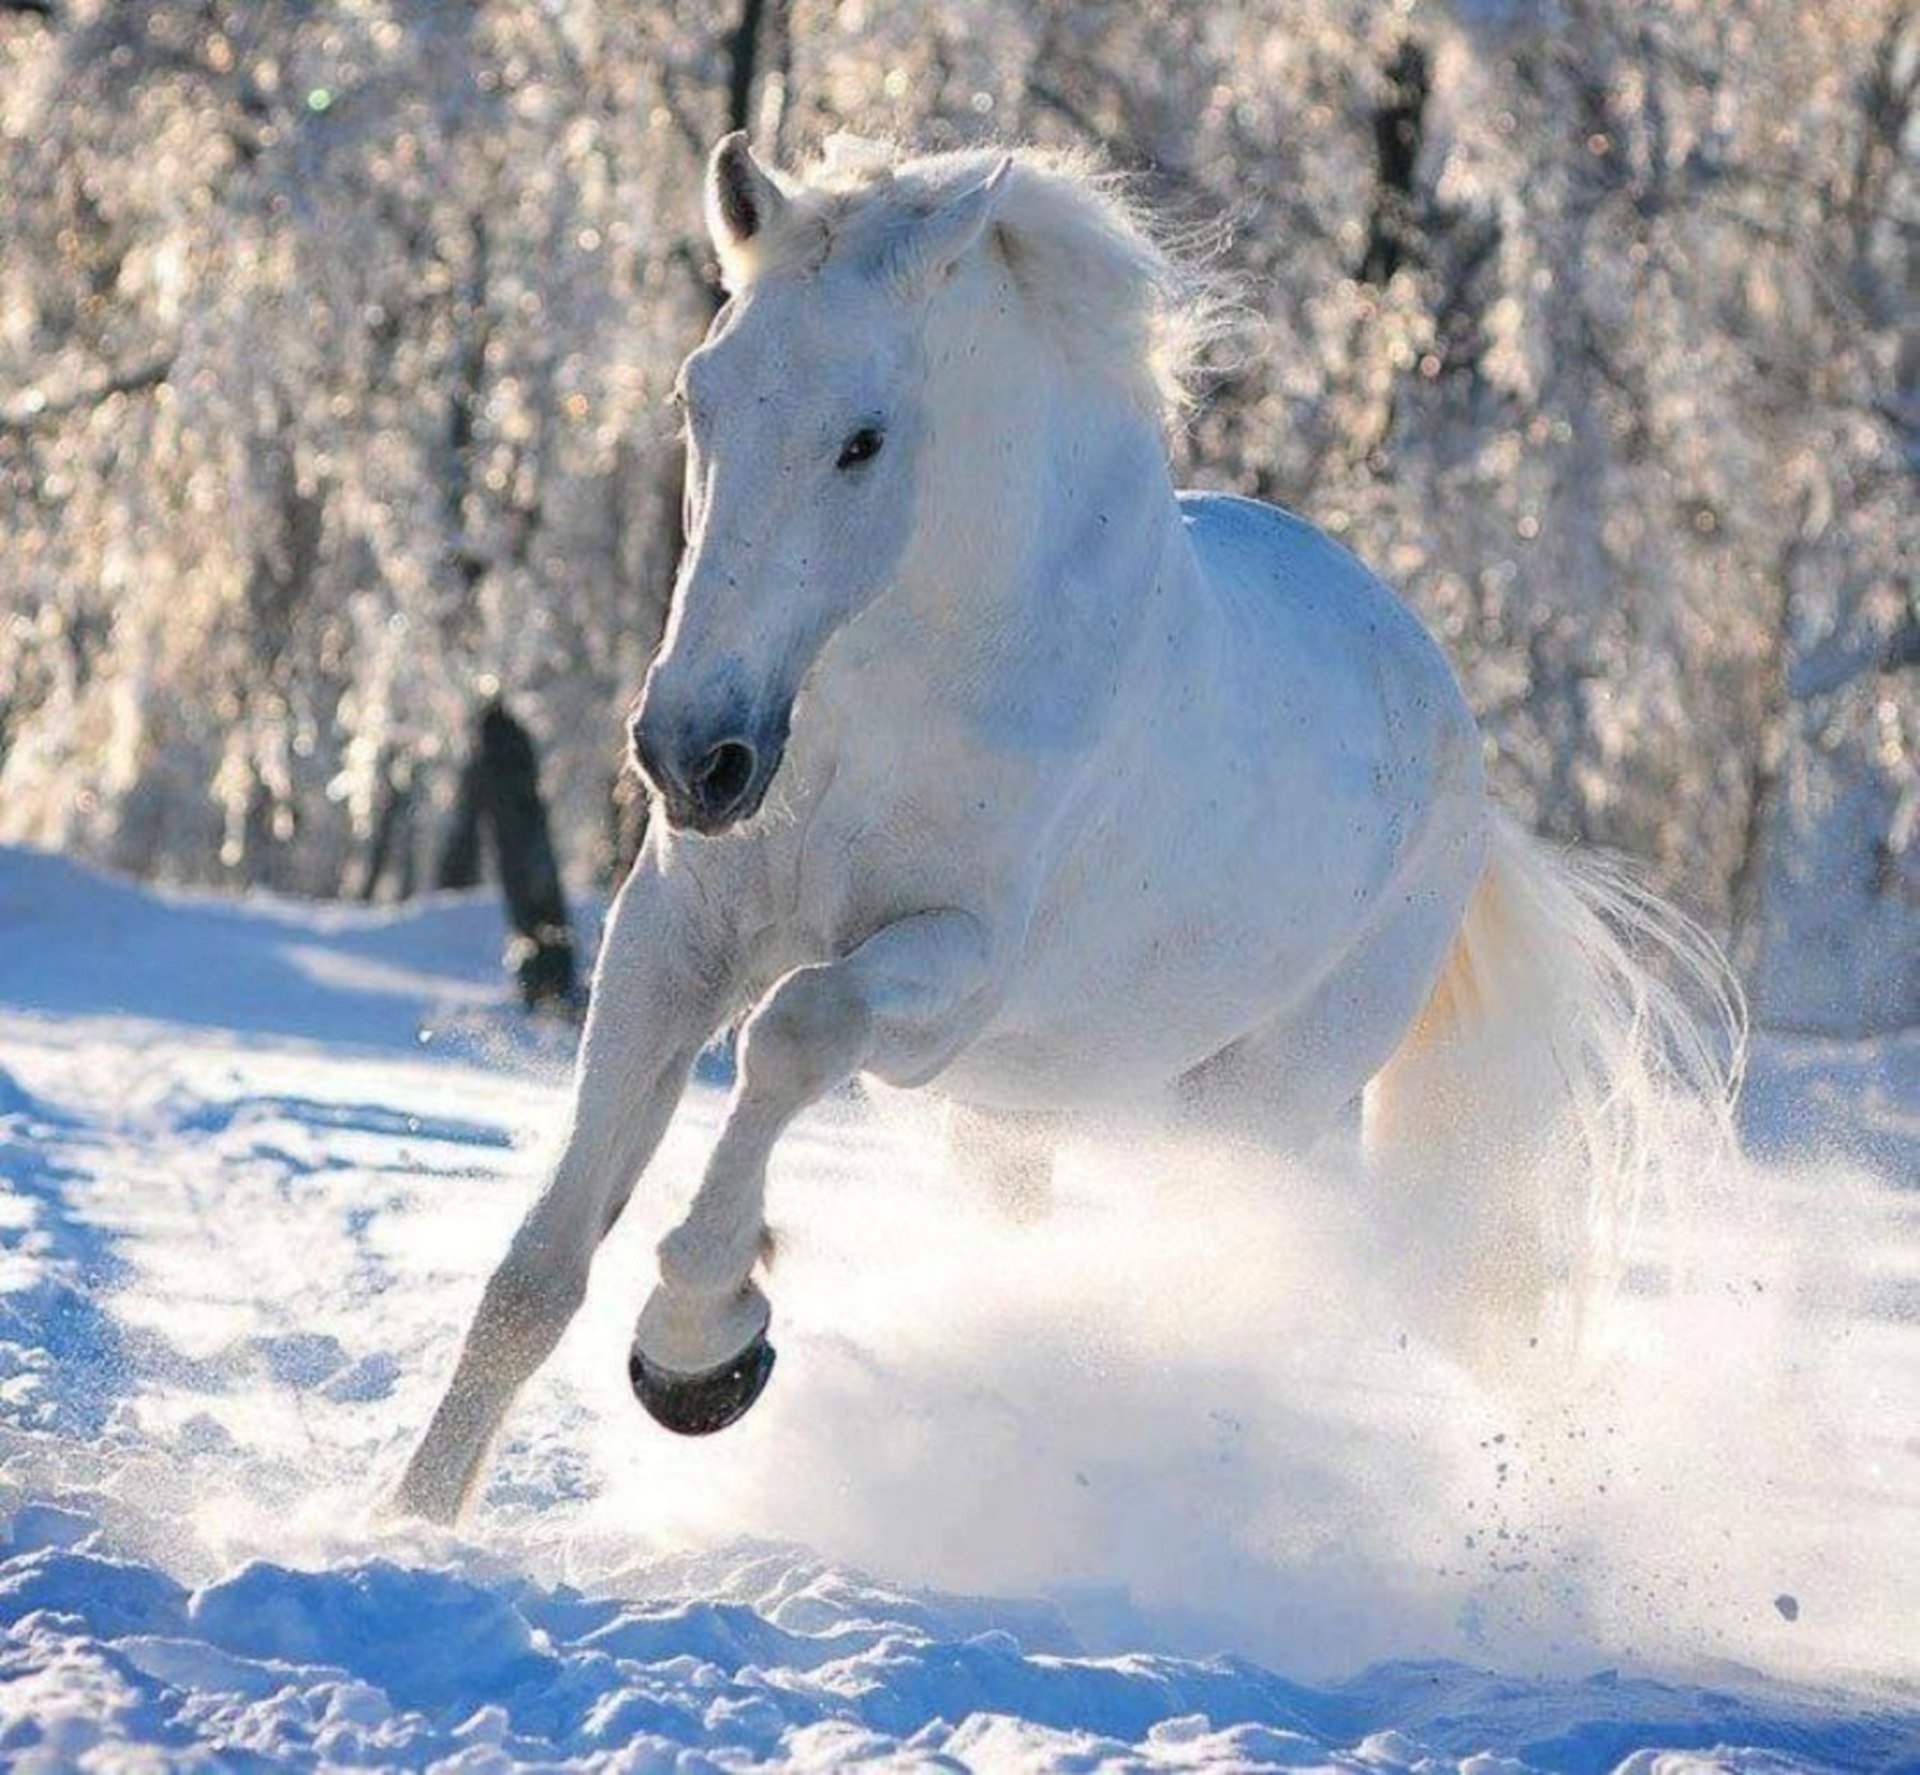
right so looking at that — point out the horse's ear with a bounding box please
[706,131,787,283]
[887,156,1013,294]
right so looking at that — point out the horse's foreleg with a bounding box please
[630,909,990,1434]
[394,864,729,1523]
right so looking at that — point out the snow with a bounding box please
[0,843,1913,1771]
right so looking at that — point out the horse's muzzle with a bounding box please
[629,1330,776,1436]
[630,707,786,835]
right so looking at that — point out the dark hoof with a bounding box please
[629,1333,775,1437]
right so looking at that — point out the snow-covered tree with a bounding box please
[1,0,1912,1029]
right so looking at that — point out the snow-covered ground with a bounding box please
[0,844,1913,1771]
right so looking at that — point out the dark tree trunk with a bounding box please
[355,748,419,903]
[438,698,580,1012]
[1359,41,1430,287]
[435,754,484,891]
[724,0,768,139]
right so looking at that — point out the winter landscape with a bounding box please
[3,0,1917,1769]
[0,845,1914,1769]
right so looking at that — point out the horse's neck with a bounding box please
[786,300,1196,832]
[892,365,1189,710]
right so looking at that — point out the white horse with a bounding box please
[396,136,1740,1524]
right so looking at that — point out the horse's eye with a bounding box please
[836,426,885,470]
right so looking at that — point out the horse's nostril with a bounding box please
[692,739,758,814]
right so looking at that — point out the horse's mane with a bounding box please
[731,138,1219,423]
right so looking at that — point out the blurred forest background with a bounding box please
[0,0,1914,1032]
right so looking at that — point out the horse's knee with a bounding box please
[740,967,867,1102]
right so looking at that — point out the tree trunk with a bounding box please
[438,698,579,1012]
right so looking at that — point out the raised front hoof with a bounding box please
[629,1333,775,1437]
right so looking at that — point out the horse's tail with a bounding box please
[1362,808,1746,1358]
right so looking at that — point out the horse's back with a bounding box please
[1174,490,1486,901]
[935,493,1487,1113]
[1178,492,1468,730]
[1179,492,1485,858]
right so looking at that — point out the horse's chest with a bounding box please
[782,748,1053,956]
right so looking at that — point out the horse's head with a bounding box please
[631,133,1010,835]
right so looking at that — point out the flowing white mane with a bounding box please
[719,138,1214,423]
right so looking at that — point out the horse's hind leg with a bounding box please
[1176,881,1465,1159]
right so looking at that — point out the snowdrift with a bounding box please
[0,844,1913,1770]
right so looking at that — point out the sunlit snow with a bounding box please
[0,847,1913,1770]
